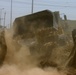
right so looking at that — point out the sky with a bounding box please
[0,0,76,27]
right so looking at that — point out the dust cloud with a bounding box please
[0,65,66,75]
[0,28,67,75]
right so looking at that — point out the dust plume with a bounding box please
[0,65,66,75]
[0,28,67,75]
[4,28,38,69]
